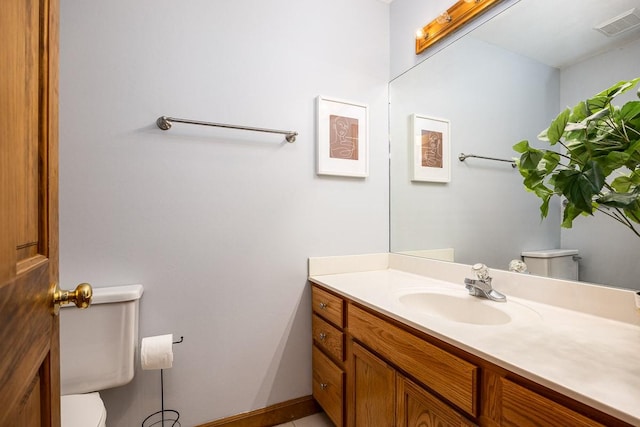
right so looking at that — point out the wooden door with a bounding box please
[0,0,61,425]
[349,343,396,427]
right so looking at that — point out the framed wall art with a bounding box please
[316,96,368,177]
[411,114,451,182]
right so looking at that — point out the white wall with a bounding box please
[560,38,640,289]
[59,1,390,425]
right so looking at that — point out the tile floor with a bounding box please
[275,412,334,427]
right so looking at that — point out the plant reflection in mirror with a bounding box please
[514,78,640,238]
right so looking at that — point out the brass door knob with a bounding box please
[52,283,93,315]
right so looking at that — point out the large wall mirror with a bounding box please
[390,0,640,290]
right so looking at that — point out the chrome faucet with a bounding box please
[464,263,507,302]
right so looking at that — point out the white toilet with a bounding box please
[59,284,144,427]
[521,249,579,280]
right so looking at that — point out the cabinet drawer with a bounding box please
[312,314,344,362]
[500,378,604,427]
[348,304,478,417]
[312,285,344,328]
[313,346,344,427]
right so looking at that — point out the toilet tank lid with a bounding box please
[521,249,578,258]
[90,284,143,305]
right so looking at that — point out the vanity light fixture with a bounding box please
[436,11,453,25]
[415,0,502,55]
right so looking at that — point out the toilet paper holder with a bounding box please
[141,336,184,427]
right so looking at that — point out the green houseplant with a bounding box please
[514,77,640,238]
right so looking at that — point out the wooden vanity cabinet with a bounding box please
[310,284,629,427]
[311,286,346,427]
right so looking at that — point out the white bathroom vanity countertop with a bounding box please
[308,253,640,425]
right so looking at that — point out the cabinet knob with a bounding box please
[319,332,327,341]
[319,302,328,309]
[320,383,328,390]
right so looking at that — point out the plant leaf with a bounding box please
[601,151,631,176]
[586,95,610,113]
[547,108,570,145]
[561,203,583,228]
[596,78,640,99]
[624,205,640,224]
[522,169,546,190]
[539,195,551,218]
[611,176,633,193]
[569,101,589,122]
[540,151,560,173]
[583,160,605,192]
[597,190,640,209]
[513,140,530,153]
[553,169,597,213]
[621,101,640,121]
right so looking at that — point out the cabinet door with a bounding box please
[397,375,476,427]
[350,343,395,427]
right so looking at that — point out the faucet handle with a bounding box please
[471,263,491,282]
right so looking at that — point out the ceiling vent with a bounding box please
[595,8,640,37]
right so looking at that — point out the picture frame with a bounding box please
[316,96,368,177]
[411,114,451,182]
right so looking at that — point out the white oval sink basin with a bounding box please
[397,288,540,326]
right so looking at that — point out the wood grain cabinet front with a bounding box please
[350,343,396,427]
[397,375,477,427]
[313,345,344,427]
[311,285,346,426]
[312,314,344,363]
[348,304,478,418]
[312,285,344,328]
[500,378,604,427]
[309,283,629,427]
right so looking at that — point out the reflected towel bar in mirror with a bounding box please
[156,116,298,143]
[458,152,516,168]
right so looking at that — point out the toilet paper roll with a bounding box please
[141,334,174,370]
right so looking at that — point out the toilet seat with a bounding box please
[61,392,107,427]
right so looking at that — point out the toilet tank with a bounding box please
[60,284,143,395]
[521,249,579,281]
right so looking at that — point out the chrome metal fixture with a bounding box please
[464,263,507,302]
[458,152,517,168]
[156,116,298,143]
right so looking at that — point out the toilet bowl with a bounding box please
[59,284,143,426]
[61,392,107,427]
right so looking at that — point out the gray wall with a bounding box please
[560,38,640,289]
[59,1,389,425]
[389,35,561,270]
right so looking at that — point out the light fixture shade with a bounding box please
[436,12,452,24]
